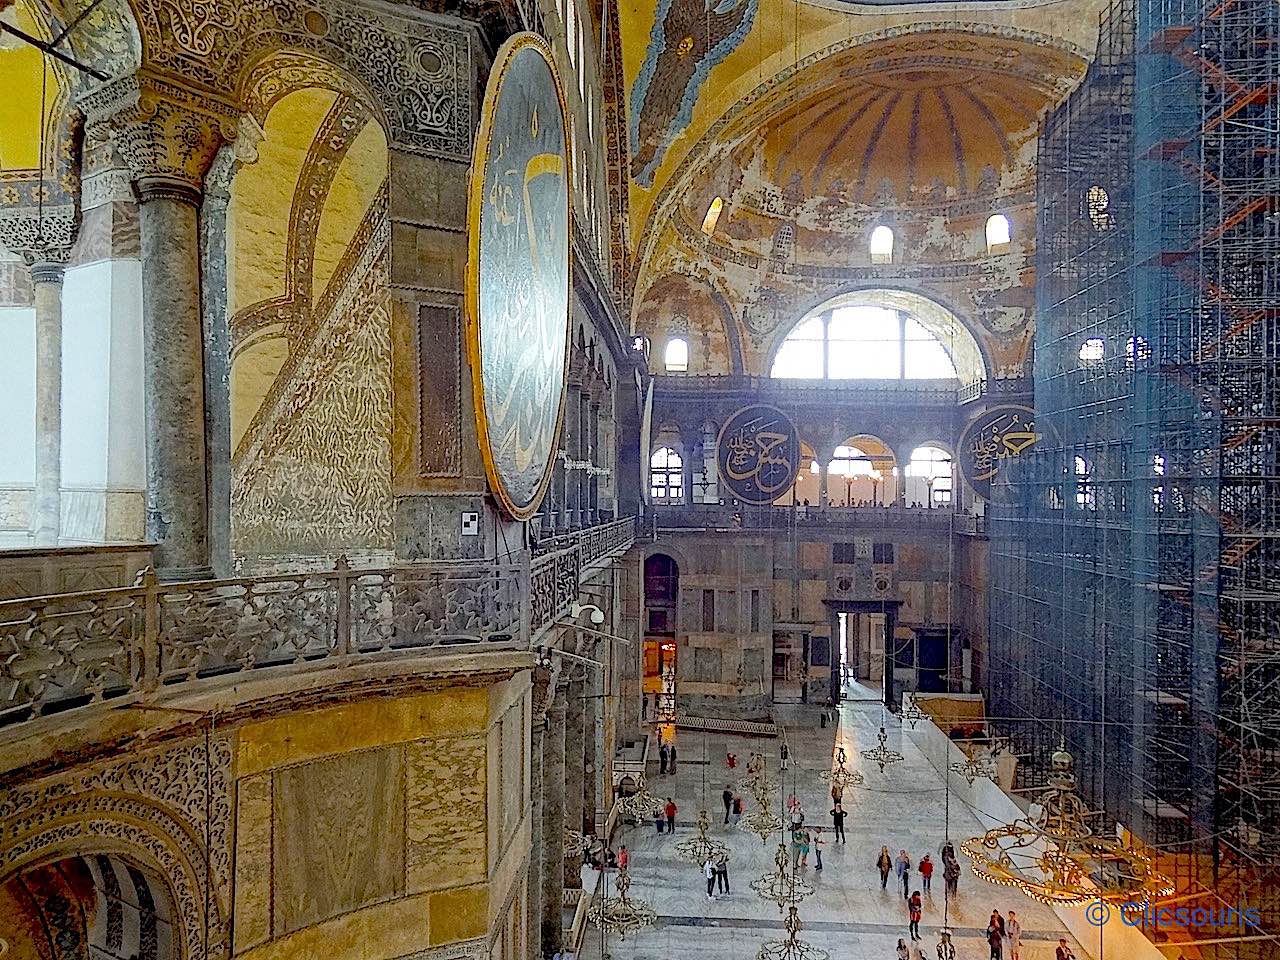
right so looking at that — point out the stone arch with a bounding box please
[0,793,217,960]
[238,49,389,134]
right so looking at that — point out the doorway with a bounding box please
[771,629,808,703]
[826,600,902,708]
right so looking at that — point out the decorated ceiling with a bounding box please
[617,0,1106,375]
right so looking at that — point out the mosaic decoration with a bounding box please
[467,33,571,520]
[958,404,1039,500]
[716,404,801,505]
[629,0,760,186]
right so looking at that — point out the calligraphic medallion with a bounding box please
[958,405,1040,499]
[716,405,801,505]
[466,33,571,519]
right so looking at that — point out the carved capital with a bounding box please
[79,72,243,200]
[0,208,77,266]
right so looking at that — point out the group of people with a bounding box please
[702,854,731,899]
[876,847,942,899]
[654,798,678,833]
[721,784,745,824]
[658,740,678,774]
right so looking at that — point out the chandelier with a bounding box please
[819,746,864,791]
[750,843,815,912]
[756,905,829,960]
[961,749,1174,906]
[860,727,904,773]
[899,694,927,729]
[950,751,998,785]
[614,776,665,822]
[739,802,785,844]
[565,828,588,856]
[587,866,657,941]
[741,752,779,800]
[675,809,730,865]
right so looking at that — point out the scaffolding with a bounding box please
[988,0,1280,953]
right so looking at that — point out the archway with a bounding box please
[642,553,679,725]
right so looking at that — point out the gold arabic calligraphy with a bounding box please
[723,417,795,499]
[968,412,1039,481]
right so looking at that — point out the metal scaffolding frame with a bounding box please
[988,0,1280,953]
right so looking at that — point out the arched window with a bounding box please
[1074,455,1095,509]
[664,337,688,372]
[650,446,684,501]
[985,214,1011,251]
[906,445,953,506]
[771,306,958,380]
[1078,337,1105,365]
[828,445,872,478]
[870,225,894,264]
[701,196,724,235]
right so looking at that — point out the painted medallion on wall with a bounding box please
[716,405,801,505]
[959,405,1040,500]
[466,33,571,520]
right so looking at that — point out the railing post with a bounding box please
[335,554,352,655]
[140,567,160,693]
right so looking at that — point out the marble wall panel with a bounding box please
[233,774,273,953]
[404,735,487,894]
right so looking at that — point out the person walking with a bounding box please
[704,857,716,900]
[812,828,824,871]
[664,798,677,834]
[799,829,811,869]
[877,846,893,889]
[919,854,934,893]
[1006,910,1022,960]
[943,855,960,900]
[722,784,734,823]
[659,741,669,775]
[830,782,843,806]
[896,939,910,960]
[830,803,847,843]
[908,890,923,941]
[715,853,730,895]
[896,850,912,899]
[936,930,957,960]
[940,839,955,863]
[669,742,678,773]
[731,794,744,825]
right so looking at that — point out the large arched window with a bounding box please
[870,225,894,263]
[650,446,683,501]
[985,214,1011,251]
[771,306,959,380]
[664,337,688,372]
[905,445,953,507]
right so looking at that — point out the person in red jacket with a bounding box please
[919,853,934,892]
[664,798,677,834]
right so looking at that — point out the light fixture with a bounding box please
[899,694,926,729]
[675,809,730,866]
[860,727,904,773]
[950,750,998,785]
[738,803,785,844]
[756,905,828,960]
[819,746,864,790]
[961,750,1174,906]
[587,866,657,941]
[614,775,665,822]
[750,843,815,912]
[570,601,607,625]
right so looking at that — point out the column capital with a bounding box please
[79,72,247,202]
[0,209,76,268]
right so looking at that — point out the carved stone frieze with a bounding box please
[0,209,77,265]
[79,72,242,197]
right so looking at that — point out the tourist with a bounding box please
[1054,939,1075,960]
[704,857,716,900]
[664,797,677,834]
[659,741,669,774]
[799,828,812,868]
[943,855,960,900]
[830,802,847,842]
[919,853,934,892]
[936,930,957,960]
[618,844,630,870]
[722,783,734,823]
[1006,910,1022,960]
[896,849,912,899]
[987,911,1006,960]
[655,808,665,834]
[812,827,824,871]
[716,853,730,894]
[877,845,893,889]
[940,839,955,863]
[791,827,804,868]
[896,938,910,960]
[731,794,744,824]
[669,742,678,773]
[908,890,923,941]
[830,781,843,805]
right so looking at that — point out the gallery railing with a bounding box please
[649,503,983,532]
[0,517,636,729]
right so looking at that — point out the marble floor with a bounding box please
[583,688,1085,960]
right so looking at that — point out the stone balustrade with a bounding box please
[0,516,636,729]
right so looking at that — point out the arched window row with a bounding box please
[772,306,959,380]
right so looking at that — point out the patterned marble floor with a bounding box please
[581,690,1086,960]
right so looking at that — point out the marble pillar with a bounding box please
[539,697,566,954]
[582,668,599,834]
[563,676,586,885]
[139,184,211,579]
[527,720,546,960]
[30,261,64,545]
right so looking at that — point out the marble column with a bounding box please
[540,696,566,954]
[563,676,586,885]
[138,183,212,578]
[582,667,600,834]
[527,720,546,960]
[30,260,65,545]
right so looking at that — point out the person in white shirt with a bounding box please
[1006,910,1023,960]
[704,858,716,899]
